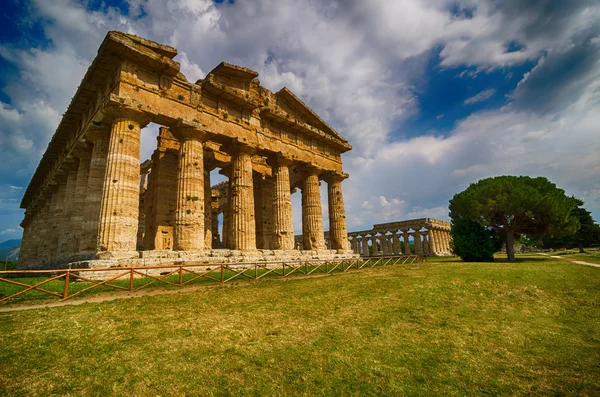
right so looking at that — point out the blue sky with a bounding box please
[0,0,599,241]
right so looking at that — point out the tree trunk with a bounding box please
[578,243,585,253]
[506,231,515,262]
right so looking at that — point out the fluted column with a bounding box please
[204,163,214,249]
[270,156,294,250]
[403,230,411,254]
[222,178,230,248]
[363,236,370,256]
[173,128,206,251]
[301,167,326,250]
[55,163,78,260]
[211,206,220,248]
[81,130,109,254]
[443,230,450,253]
[381,234,389,255]
[229,144,256,250]
[69,149,92,257]
[427,229,435,255]
[392,233,400,254]
[18,214,34,267]
[414,230,423,255]
[422,233,430,255]
[325,173,349,250]
[97,109,150,254]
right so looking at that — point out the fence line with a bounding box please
[0,255,426,304]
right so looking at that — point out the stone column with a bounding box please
[228,144,256,251]
[18,214,33,267]
[81,130,109,254]
[403,230,411,254]
[443,230,450,253]
[381,234,389,255]
[414,230,423,255]
[97,109,149,256]
[56,162,78,261]
[301,167,326,250]
[363,236,370,257]
[172,128,206,251]
[48,181,66,262]
[270,155,294,250]
[325,173,350,251]
[69,149,92,257]
[204,163,214,250]
[392,233,400,255]
[428,228,436,255]
[261,176,274,249]
[222,185,230,249]
[440,229,447,253]
[422,233,430,255]
[211,205,220,248]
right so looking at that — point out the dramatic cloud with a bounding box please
[0,0,599,242]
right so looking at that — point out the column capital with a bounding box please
[227,138,256,156]
[102,103,152,128]
[266,152,294,167]
[322,171,348,184]
[297,163,324,177]
[170,119,211,141]
[84,124,111,143]
[72,142,93,160]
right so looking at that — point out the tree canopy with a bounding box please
[451,218,502,262]
[449,176,579,261]
[543,199,600,252]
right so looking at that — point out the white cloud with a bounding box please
[0,228,17,235]
[464,88,496,104]
[1,0,599,238]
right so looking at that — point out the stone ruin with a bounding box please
[17,31,357,270]
[345,218,453,256]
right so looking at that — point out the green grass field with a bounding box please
[1,255,599,396]
[562,251,600,265]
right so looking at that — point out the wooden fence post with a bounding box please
[129,268,134,291]
[63,271,70,299]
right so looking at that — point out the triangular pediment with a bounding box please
[275,87,348,144]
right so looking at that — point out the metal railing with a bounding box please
[0,255,426,304]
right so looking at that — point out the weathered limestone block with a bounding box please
[326,173,350,251]
[229,145,256,250]
[97,110,149,255]
[271,157,294,250]
[173,130,206,251]
[301,168,326,250]
[81,131,109,254]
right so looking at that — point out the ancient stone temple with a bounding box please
[18,31,355,270]
[346,218,453,257]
